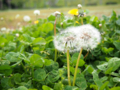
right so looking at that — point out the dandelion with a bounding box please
[99,23,102,27]
[15,33,19,37]
[53,11,61,17]
[15,14,20,19]
[68,9,78,15]
[75,21,79,24]
[77,24,101,50]
[72,24,101,86]
[23,15,31,22]
[34,10,40,16]
[78,4,82,9]
[34,20,39,24]
[1,17,4,21]
[1,27,6,31]
[54,27,81,86]
[54,27,81,53]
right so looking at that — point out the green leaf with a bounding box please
[47,15,55,21]
[47,70,60,83]
[71,53,84,61]
[76,73,87,90]
[83,65,94,74]
[105,67,113,74]
[110,87,120,90]
[97,62,108,71]
[116,19,120,26]
[0,65,12,76]
[13,73,21,84]
[100,76,108,82]
[32,37,46,46]
[99,81,109,90]
[1,77,13,88]
[29,54,44,67]
[70,66,80,75]
[113,77,120,82]
[42,85,53,90]
[90,84,98,90]
[92,70,103,89]
[54,83,63,90]
[5,52,20,62]
[71,53,85,66]
[15,86,28,90]
[107,57,120,72]
[34,68,46,81]
[64,86,79,90]
[44,59,52,66]
[0,36,7,47]
[113,41,120,50]
[42,22,53,33]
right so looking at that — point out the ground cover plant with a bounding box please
[0,4,120,90]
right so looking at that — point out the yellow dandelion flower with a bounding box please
[68,9,78,15]
[75,21,79,24]
[34,20,39,24]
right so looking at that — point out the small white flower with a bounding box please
[99,23,102,27]
[15,14,20,19]
[53,11,61,17]
[1,17,4,21]
[17,22,21,26]
[78,4,82,8]
[1,27,6,31]
[60,22,63,26]
[19,27,22,31]
[34,10,40,15]
[23,15,31,22]
[16,33,19,37]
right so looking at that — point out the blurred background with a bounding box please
[0,0,120,29]
[0,0,120,9]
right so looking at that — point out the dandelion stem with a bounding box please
[54,49,57,62]
[67,49,71,86]
[54,18,57,36]
[81,17,83,25]
[84,51,89,59]
[73,48,83,86]
[54,18,57,62]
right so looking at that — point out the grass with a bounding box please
[0,4,120,29]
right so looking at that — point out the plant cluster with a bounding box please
[0,4,120,90]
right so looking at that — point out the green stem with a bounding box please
[73,48,83,86]
[81,17,83,25]
[31,66,35,86]
[54,18,57,62]
[54,49,57,62]
[67,50,71,86]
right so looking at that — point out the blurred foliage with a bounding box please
[0,0,120,9]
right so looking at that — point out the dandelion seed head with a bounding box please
[53,11,61,17]
[77,24,101,50]
[23,15,31,22]
[54,27,81,53]
[99,23,102,27]
[78,4,82,9]
[1,27,6,31]
[34,10,40,15]
[16,33,19,37]
[1,17,4,21]
[15,14,20,19]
